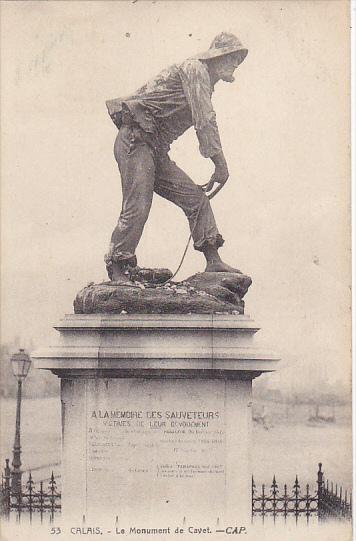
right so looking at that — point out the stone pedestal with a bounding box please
[33,313,278,525]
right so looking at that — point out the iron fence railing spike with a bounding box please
[26,471,34,493]
[28,471,33,515]
[271,475,278,499]
[49,472,57,494]
[252,478,256,499]
[293,475,300,497]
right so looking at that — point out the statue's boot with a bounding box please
[110,264,133,283]
[205,260,242,274]
[104,249,137,282]
[202,245,242,274]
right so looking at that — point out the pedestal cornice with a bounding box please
[33,313,279,379]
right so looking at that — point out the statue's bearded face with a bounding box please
[214,52,242,83]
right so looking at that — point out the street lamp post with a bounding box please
[10,349,32,500]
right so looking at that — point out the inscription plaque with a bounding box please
[85,379,226,520]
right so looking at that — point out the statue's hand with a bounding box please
[202,164,229,194]
[212,163,230,184]
[202,151,229,193]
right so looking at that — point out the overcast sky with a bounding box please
[0,1,351,389]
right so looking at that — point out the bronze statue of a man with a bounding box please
[105,32,248,282]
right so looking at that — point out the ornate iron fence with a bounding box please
[1,460,352,523]
[1,459,61,522]
[252,463,352,522]
[319,477,352,520]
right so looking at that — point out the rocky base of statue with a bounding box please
[74,268,252,315]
